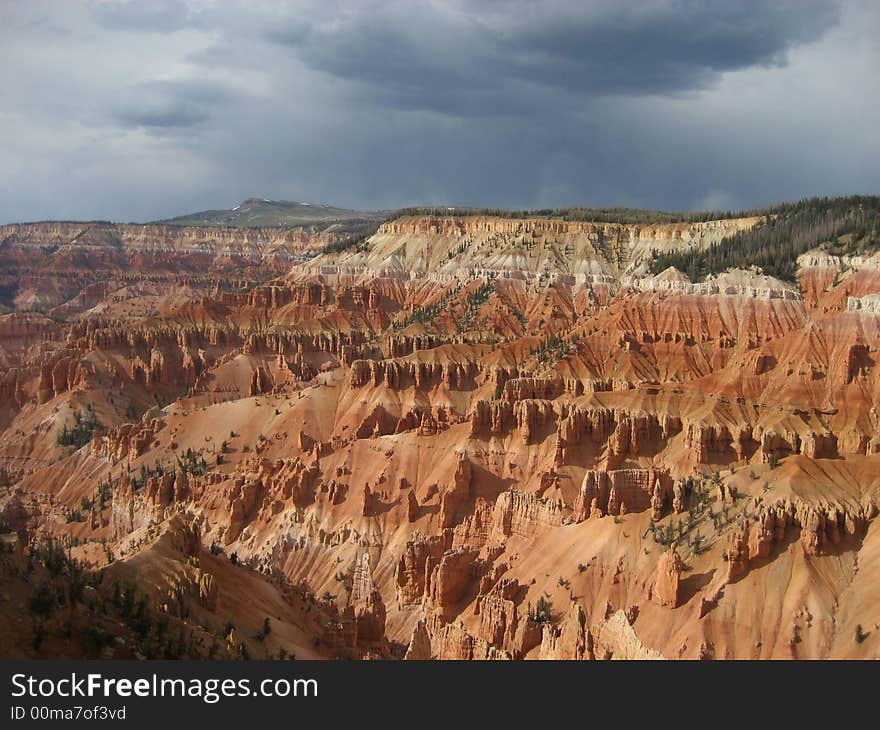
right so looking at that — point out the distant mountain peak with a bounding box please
[153,198,386,230]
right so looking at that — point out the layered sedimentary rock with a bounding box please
[3,211,880,661]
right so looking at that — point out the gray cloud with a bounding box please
[110,79,238,131]
[92,0,199,33]
[0,0,877,224]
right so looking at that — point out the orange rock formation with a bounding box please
[1,214,879,659]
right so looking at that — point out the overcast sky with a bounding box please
[1,0,878,223]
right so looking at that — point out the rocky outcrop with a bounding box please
[350,358,478,391]
[404,620,432,660]
[724,496,872,584]
[556,407,681,463]
[651,547,683,608]
[93,419,164,463]
[501,377,565,402]
[430,618,510,660]
[471,577,544,658]
[591,610,665,660]
[540,602,589,660]
[574,468,672,520]
[395,533,450,607]
[491,489,565,540]
[684,422,735,464]
[425,547,480,614]
[440,456,472,529]
[111,472,183,539]
[469,400,514,437]
[350,553,386,644]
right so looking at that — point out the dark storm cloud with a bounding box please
[494,1,839,92]
[266,0,840,113]
[0,0,877,224]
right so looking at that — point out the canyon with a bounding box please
[1,208,879,660]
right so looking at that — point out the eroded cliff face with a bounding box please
[0,221,330,258]
[2,213,880,660]
[0,221,332,315]
[299,215,761,284]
